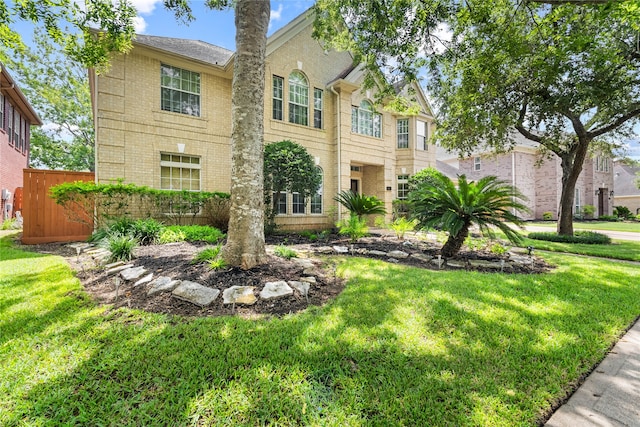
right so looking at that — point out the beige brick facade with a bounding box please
[90,11,436,230]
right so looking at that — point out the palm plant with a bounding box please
[334,190,386,219]
[411,174,530,258]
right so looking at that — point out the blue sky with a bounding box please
[131,0,315,50]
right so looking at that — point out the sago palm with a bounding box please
[411,174,530,258]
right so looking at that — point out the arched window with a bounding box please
[352,100,381,137]
[288,71,308,126]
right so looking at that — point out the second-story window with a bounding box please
[0,94,4,130]
[273,75,284,120]
[397,119,409,148]
[288,71,308,126]
[7,105,13,145]
[313,88,323,129]
[352,100,381,137]
[161,64,201,117]
[474,156,481,171]
[417,120,427,150]
[14,111,20,151]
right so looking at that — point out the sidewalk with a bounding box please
[545,317,640,427]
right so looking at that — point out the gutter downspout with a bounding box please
[330,85,341,221]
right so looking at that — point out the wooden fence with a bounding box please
[21,169,95,244]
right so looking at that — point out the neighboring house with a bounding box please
[451,135,614,220]
[0,63,42,221]
[613,161,640,215]
[89,10,436,229]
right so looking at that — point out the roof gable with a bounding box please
[134,34,234,67]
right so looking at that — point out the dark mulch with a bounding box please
[17,232,552,318]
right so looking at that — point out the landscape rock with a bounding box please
[333,246,349,254]
[260,281,293,300]
[120,266,148,281]
[292,258,315,269]
[147,277,181,296]
[388,250,409,259]
[223,286,257,305]
[289,281,310,296]
[300,276,317,284]
[106,263,134,275]
[446,260,466,269]
[173,281,220,307]
[387,258,399,263]
[368,250,387,257]
[134,273,154,286]
[316,246,334,254]
[410,253,433,262]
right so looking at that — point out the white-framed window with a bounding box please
[20,117,26,153]
[7,105,13,145]
[397,175,410,200]
[417,120,427,150]
[352,100,381,137]
[161,64,201,116]
[313,88,323,129]
[311,167,323,214]
[0,94,4,130]
[474,156,481,171]
[272,75,284,121]
[13,111,20,151]
[288,71,308,126]
[292,192,306,214]
[397,119,409,149]
[274,192,287,215]
[160,153,201,191]
[575,188,581,215]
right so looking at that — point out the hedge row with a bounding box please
[527,230,611,245]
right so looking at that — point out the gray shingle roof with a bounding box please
[134,34,234,67]
[614,162,640,196]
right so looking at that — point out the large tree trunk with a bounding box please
[557,137,590,236]
[222,0,270,269]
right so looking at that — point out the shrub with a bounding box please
[598,215,619,222]
[129,218,164,245]
[392,199,411,220]
[103,232,138,262]
[465,236,488,251]
[581,205,595,218]
[157,228,186,244]
[299,230,318,241]
[209,257,228,270]
[542,212,553,220]
[202,194,231,232]
[489,242,510,255]
[193,245,223,264]
[164,225,225,243]
[274,244,298,259]
[389,217,419,240]
[613,206,632,219]
[528,230,611,244]
[337,214,369,243]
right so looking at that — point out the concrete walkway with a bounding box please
[545,317,640,427]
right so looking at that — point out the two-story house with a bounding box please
[454,135,615,220]
[0,63,42,221]
[89,10,436,230]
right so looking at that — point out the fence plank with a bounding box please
[21,169,95,244]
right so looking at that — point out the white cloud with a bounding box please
[133,16,147,33]
[129,0,161,15]
[270,3,284,22]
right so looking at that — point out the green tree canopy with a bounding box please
[429,1,640,235]
[1,29,94,171]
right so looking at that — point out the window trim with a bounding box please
[313,87,323,129]
[272,75,284,121]
[0,94,4,131]
[160,64,201,117]
[397,174,410,200]
[352,100,382,138]
[292,192,306,215]
[7,105,13,145]
[288,71,309,126]
[310,166,323,214]
[474,157,481,171]
[417,120,427,151]
[160,152,202,191]
[397,119,409,149]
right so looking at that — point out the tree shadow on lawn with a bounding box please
[10,255,640,426]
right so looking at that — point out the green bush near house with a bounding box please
[164,225,225,243]
[542,211,553,220]
[528,230,611,244]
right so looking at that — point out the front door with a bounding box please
[350,179,359,194]
[598,188,607,216]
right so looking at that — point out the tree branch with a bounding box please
[589,105,640,138]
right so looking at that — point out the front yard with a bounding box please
[1,231,639,426]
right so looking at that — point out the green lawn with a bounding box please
[527,220,640,232]
[2,233,640,426]
[522,237,640,262]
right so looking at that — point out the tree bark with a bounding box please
[441,223,470,258]
[556,137,590,236]
[222,0,270,269]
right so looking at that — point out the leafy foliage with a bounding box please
[103,232,138,262]
[388,217,419,240]
[263,140,322,232]
[528,231,611,245]
[164,225,225,244]
[158,228,186,244]
[411,174,529,257]
[337,214,369,243]
[334,190,386,219]
[274,245,298,260]
[193,245,223,264]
